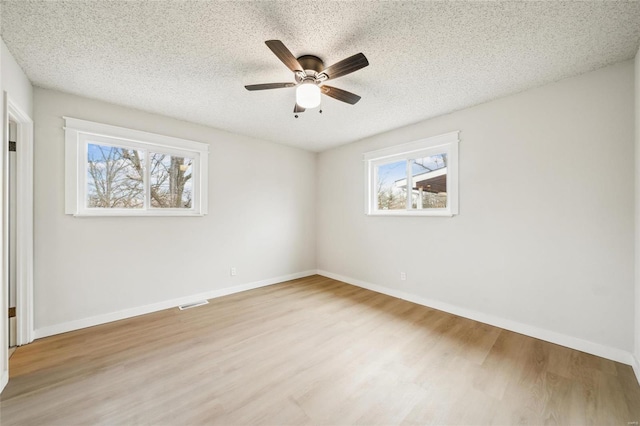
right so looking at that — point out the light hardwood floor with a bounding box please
[1,275,639,425]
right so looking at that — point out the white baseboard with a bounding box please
[34,270,317,339]
[1,370,7,393]
[317,270,637,370]
[631,354,640,386]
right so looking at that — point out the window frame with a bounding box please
[64,117,209,217]
[364,131,459,217]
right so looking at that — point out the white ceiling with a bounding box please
[2,1,640,152]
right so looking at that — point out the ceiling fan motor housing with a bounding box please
[297,55,324,77]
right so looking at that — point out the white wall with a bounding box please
[1,40,32,117]
[635,48,640,369]
[0,38,33,391]
[33,88,316,334]
[318,61,635,357]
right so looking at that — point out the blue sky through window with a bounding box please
[378,160,406,184]
[88,143,115,161]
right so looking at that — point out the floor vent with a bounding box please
[178,300,209,310]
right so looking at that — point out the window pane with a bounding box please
[87,143,145,208]
[376,160,407,210]
[149,153,193,208]
[411,153,447,209]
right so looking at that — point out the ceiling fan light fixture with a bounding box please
[296,82,321,109]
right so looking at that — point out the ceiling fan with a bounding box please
[245,40,369,116]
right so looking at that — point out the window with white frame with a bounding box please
[364,131,459,217]
[64,117,209,216]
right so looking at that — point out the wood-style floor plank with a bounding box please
[1,275,638,425]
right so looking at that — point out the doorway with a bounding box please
[3,96,34,357]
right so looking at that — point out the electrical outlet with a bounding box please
[230,267,237,276]
[400,272,406,281]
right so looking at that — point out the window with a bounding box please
[364,131,459,217]
[64,117,208,216]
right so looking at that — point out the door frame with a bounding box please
[1,93,34,391]
[5,95,34,347]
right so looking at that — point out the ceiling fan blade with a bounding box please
[265,40,303,73]
[245,82,296,91]
[320,85,362,105]
[318,53,369,80]
[294,103,306,113]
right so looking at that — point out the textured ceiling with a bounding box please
[2,1,640,152]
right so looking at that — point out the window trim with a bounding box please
[364,131,459,217]
[64,117,209,216]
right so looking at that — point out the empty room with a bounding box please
[1,1,640,424]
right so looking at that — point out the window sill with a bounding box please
[366,210,454,217]
[72,211,205,217]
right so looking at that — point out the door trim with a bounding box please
[6,95,34,347]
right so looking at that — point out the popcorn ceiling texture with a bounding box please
[2,1,639,151]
